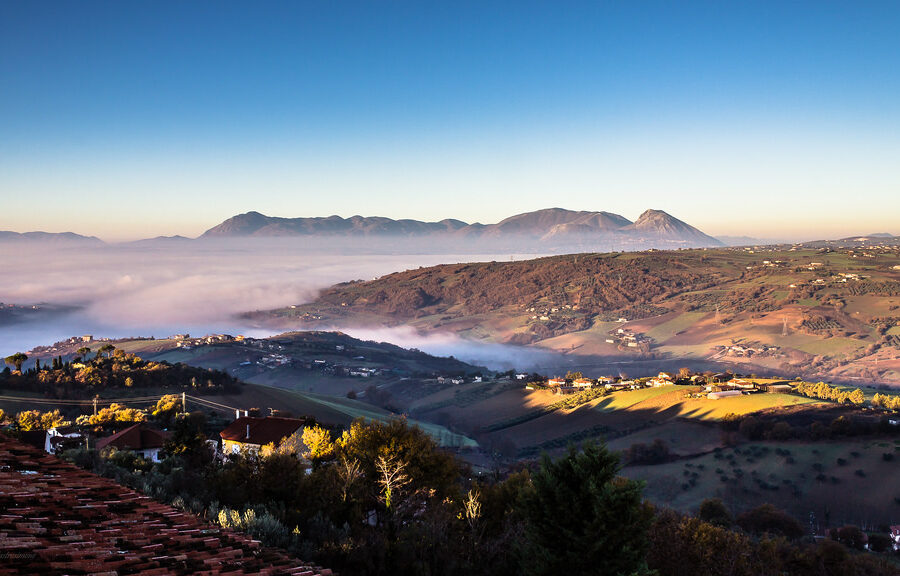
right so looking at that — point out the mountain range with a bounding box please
[200,208,724,250]
[4,210,897,251]
[0,231,103,245]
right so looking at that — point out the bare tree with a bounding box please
[375,454,410,510]
[337,456,362,503]
[462,488,482,531]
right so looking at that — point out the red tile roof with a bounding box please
[95,423,170,452]
[220,417,305,446]
[0,434,332,575]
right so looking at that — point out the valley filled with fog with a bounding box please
[0,239,546,367]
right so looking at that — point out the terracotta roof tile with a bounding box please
[94,423,170,452]
[0,434,332,575]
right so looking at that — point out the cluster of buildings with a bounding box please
[745,259,786,270]
[173,333,245,349]
[713,343,776,358]
[526,303,579,321]
[605,327,651,349]
[538,372,796,399]
[544,375,616,395]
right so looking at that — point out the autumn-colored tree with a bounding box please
[336,418,460,504]
[302,424,335,464]
[260,429,304,458]
[76,403,145,426]
[16,409,69,431]
[151,394,182,424]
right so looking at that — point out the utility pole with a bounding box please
[93,395,98,417]
[182,392,186,416]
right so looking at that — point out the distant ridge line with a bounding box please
[199,207,724,249]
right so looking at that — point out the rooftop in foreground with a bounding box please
[0,434,331,575]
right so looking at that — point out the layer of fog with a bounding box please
[0,239,547,368]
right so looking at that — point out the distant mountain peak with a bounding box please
[623,209,719,244]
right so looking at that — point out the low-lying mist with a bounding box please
[0,239,535,364]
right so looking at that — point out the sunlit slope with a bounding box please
[265,247,899,385]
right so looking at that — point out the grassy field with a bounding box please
[676,393,823,420]
[593,386,822,420]
[776,334,869,356]
[592,385,681,411]
[644,312,708,342]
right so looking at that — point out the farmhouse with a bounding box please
[646,373,674,387]
[729,379,758,390]
[547,377,566,387]
[220,416,306,455]
[95,423,170,462]
[572,378,594,389]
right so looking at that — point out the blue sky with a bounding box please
[1,1,898,241]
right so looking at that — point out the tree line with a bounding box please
[1,347,239,397]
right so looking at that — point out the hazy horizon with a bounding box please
[1,206,896,245]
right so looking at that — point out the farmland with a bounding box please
[255,245,900,386]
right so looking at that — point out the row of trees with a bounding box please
[3,395,184,431]
[871,392,900,411]
[794,381,866,405]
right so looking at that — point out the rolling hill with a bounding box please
[252,245,900,386]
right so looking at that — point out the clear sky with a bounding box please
[1,1,898,241]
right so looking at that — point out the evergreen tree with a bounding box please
[520,442,653,576]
